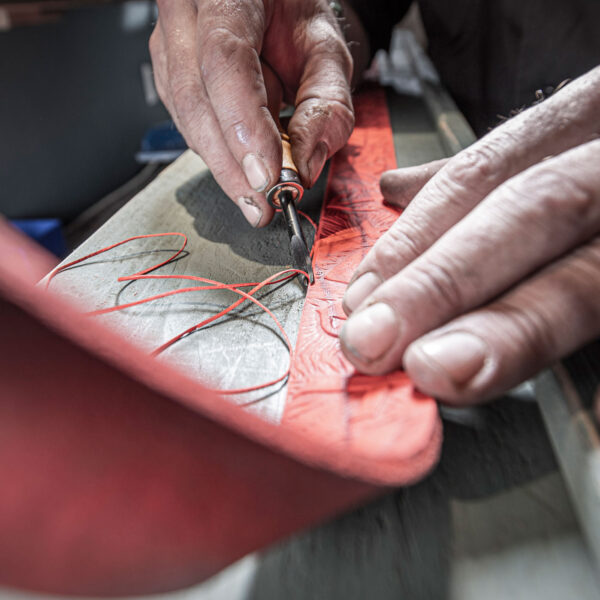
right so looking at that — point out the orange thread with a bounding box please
[46,232,189,285]
[47,223,316,396]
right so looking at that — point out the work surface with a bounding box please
[46,150,325,422]
[8,89,600,600]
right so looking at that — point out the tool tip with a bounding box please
[290,235,314,287]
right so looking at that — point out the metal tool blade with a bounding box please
[279,191,315,286]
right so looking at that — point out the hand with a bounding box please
[339,66,600,404]
[149,0,354,227]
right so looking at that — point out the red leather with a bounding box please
[284,88,442,482]
[0,87,441,595]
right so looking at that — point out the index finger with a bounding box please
[342,67,600,314]
[287,11,354,187]
[197,0,282,195]
[156,0,275,226]
[339,140,600,376]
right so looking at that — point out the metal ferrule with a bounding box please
[266,169,304,208]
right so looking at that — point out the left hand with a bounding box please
[339,66,600,404]
[149,0,354,227]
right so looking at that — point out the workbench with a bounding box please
[5,49,600,600]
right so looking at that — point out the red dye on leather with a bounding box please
[0,87,442,596]
[284,87,442,483]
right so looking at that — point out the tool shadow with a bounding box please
[175,166,327,268]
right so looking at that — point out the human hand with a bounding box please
[340,66,600,404]
[150,0,354,227]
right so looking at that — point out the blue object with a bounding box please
[136,120,187,163]
[11,218,67,258]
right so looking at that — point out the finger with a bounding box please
[343,66,600,311]
[158,0,274,226]
[287,11,354,187]
[196,0,281,195]
[380,158,449,208]
[404,236,600,404]
[341,158,449,311]
[340,139,600,375]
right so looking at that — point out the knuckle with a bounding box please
[450,147,496,184]
[171,81,199,119]
[516,166,597,226]
[536,95,573,136]
[553,175,596,225]
[409,258,468,315]
[371,223,422,276]
[309,19,343,52]
[200,26,248,70]
[445,130,516,192]
[494,297,557,361]
[199,28,263,94]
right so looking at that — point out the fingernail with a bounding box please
[238,196,263,227]
[414,332,488,386]
[341,302,399,362]
[307,142,328,186]
[343,271,382,314]
[242,153,270,192]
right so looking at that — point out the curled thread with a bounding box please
[47,220,316,396]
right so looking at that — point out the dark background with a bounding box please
[0,1,168,220]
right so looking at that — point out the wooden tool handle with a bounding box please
[266,127,304,208]
[280,132,298,174]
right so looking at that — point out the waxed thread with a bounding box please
[47,212,317,396]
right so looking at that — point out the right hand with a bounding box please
[150,0,355,227]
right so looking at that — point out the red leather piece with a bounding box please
[0,221,377,596]
[0,87,441,595]
[284,87,442,483]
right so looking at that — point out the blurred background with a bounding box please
[0,0,181,253]
[0,0,427,256]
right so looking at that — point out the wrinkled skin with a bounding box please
[150,1,600,405]
[150,0,354,227]
[340,66,600,404]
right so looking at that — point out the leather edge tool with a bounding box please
[266,129,315,289]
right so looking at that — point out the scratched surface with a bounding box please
[49,154,324,422]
